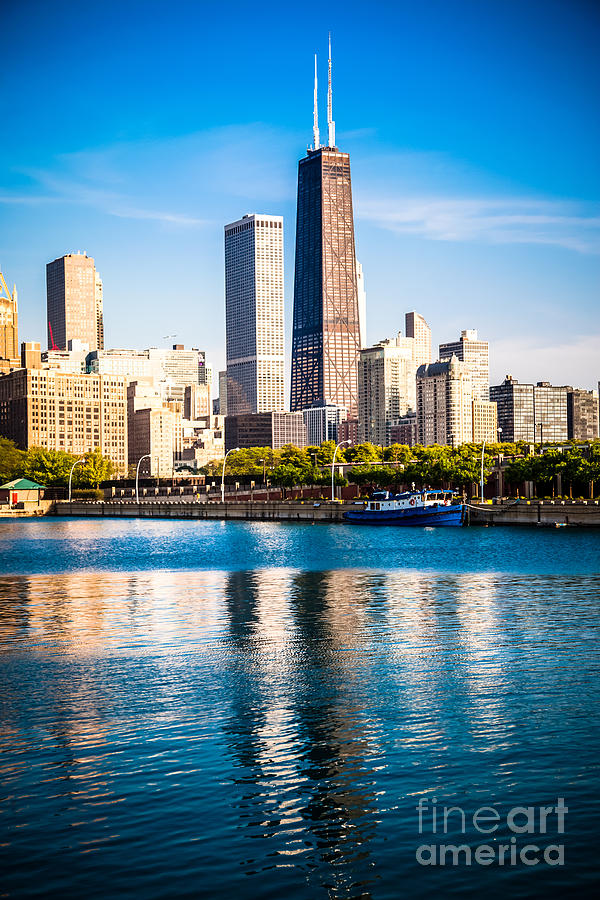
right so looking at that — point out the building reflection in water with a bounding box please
[221,568,380,899]
[0,570,233,860]
[1,562,598,898]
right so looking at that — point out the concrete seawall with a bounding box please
[469,499,600,527]
[53,499,356,522]
[50,499,600,527]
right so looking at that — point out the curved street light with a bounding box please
[136,454,152,503]
[480,440,486,503]
[221,447,240,503]
[331,440,350,502]
[68,457,86,502]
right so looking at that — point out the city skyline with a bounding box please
[1,1,598,390]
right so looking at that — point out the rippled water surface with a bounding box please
[1,520,599,898]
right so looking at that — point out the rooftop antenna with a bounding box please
[327,33,335,148]
[313,53,320,150]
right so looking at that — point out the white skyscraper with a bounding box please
[439,329,489,402]
[358,334,417,446]
[357,261,367,349]
[416,357,474,447]
[405,310,431,369]
[225,214,285,415]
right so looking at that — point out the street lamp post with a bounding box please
[496,427,503,498]
[480,441,486,503]
[136,454,151,503]
[331,440,350,502]
[68,457,86,502]
[221,447,240,504]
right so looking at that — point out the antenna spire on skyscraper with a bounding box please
[313,54,320,150]
[328,33,335,148]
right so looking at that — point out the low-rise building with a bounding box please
[490,376,568,443]
[0,478,45,509]
[175,415,225,471]
[389,411,417,447]
[302,406,347,447]
[225,411,307,451]
[338,417,359,446]
[42,339,90,374]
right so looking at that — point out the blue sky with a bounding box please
[1,0,598,389]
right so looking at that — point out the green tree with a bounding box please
[313,441,339,466]
[382,443,411,465]
[562,449,587,498]
[0,437,26,484]
[77,447,114,488]
[449,449,486,491]
[348,464,398,491]
[344,442,382,463]
[505,457,535,493]
[270,464,301,497]
[279,444,310,468]
[22,447,79,486]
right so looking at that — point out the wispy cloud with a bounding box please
[2,124,298,228]
[4,129,600,257]
[490,333,600,389]
[0,192,54,205]
[7,166,208,228]
[357,195,600,255]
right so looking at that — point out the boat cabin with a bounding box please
[366,489,455,512]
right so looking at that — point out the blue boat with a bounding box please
[343,489,464,526]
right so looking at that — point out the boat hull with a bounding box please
[343,503,464,527]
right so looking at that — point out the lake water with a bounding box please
[1,518,599,898]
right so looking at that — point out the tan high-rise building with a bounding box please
[472,399,499,444]
[417,357,474,447]
[21,341,42,369]
[0,368,127,473]
[0,270,19,374]
[46,252,104,351]
[358,335,417,446]
[127,380,182,478]
[183,382,211,420]
[95,271,104,350]
[405,311,431,370]
[439,329,489,402]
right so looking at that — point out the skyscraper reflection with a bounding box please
[220,569,379,897]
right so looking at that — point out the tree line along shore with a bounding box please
[2,436,599,500]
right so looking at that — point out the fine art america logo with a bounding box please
[416,797,568,866]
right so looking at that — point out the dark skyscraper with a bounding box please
[290,41,361,416]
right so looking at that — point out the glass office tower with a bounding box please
[290,147,360,417]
